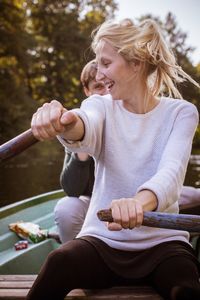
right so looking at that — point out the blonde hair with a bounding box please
[92,18,199,98]
[80,59,97,89]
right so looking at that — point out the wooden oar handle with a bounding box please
[0,129,38,161]
[97,209,200,233]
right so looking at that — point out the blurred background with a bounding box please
[0,0,200,207]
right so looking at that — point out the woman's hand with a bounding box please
[108,197,144,231]
[107,190,158,231]
[31,100,81,141]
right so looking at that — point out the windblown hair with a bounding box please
[92,18,199,98]
[80,59,97,89]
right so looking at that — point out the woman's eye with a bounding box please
[102,60,110,67]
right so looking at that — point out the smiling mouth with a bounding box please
[105,81,114,91]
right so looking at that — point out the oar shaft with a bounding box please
[97,209,200,233]
[0,129,38,161]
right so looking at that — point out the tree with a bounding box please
[26,0,117,107]
[163,13,200,147]
[0,0,37,142]
[139,13,200,101]
[139,13,200,147]
[164,13,200,110]
[0,0,117,142]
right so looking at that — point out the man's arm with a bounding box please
[60,151,94,197]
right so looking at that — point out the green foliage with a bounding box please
[163,13,200,114]
[0,0,38,141]
[163,13,200,147]
[1,6,200,147]
[139,13,200,98]
[193,124,200,147]
[28,0,117,107]
[139,13,200,147]
[0,0,117,142]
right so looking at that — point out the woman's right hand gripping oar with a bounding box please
[31,100,84,142]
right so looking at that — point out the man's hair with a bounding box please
[80,59,97,89]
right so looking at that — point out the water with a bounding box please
[0,140,200,208]
[0,140,64,208]
[187,155,200,186]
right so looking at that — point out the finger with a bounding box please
[35,108,52,140]
[119,200,129,229]
[135,202,143,227]
[31,112,40,140]
[49,106,65,133]
[107,222,122,231]
[49,100,66,133]
[127,201,136,229]
[40,103,58,138]
[60,111,78,126]
[31,110,49,141]
[111,200,121,225]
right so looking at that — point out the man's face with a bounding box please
[86,79,109,96]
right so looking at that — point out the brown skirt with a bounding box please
[79,236,200,279]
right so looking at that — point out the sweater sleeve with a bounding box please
[58,95,106,159]
[137,102,199,212]
[60,150,95,197]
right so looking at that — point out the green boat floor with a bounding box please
[0,190,64,274]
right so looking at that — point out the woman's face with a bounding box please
[96,40,136,101]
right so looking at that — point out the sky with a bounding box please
[115,0,200,65]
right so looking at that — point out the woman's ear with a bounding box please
[130,59,141,73]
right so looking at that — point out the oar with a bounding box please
[97,209,200,233]
[0,129,38,162]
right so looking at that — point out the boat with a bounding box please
[1,187,200,273]
[0,189,164,299]
[1,192,200,300]
[1,130,200,299]
[0,190,165,300]
[0,189,65,275]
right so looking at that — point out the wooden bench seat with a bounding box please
[0,275,163,299]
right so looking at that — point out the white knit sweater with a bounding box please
[58,95,199,251]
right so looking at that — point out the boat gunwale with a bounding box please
[0,189,65,219]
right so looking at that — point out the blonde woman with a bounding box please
[27,19,200,300]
